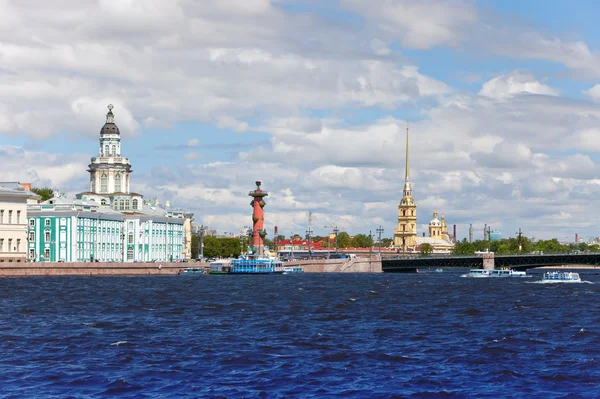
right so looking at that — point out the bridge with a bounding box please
[382,253,600,273]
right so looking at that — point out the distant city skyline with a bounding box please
[2,1,600,241]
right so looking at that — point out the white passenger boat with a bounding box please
[465,269,492,277]
[542,271,581,282]
[490,269,527,277]
[465,268,527,278]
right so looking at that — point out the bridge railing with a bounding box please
[383,251,600,260]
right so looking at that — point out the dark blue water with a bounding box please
[1,270,599,398]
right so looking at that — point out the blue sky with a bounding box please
[2,0,600,242]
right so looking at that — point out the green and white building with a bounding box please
[27,105,192,263]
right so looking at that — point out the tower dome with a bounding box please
[100,104,120,136]
[429,211,441,226]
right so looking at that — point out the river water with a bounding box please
[1,270,599,398]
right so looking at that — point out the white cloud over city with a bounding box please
[2,0,600,241]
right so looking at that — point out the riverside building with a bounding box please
[0,183,40,262]
[27,105,193,263]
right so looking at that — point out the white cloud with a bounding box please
[479,72,558,100]
[341,0,478,49]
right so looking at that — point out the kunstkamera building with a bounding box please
[27,105,193,263]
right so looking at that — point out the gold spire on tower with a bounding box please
[405,121,410,180]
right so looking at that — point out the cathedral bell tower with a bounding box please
[394,122,417,251]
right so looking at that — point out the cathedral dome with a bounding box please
[429,211,441,226]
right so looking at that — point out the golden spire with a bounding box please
[405,121,410,180]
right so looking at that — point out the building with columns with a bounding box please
[393,122,454,254]
[27,105,193,263]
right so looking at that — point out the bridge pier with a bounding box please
[483,253,494,270]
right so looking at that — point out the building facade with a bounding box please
[0,183,40,261]
[27,105,192,263]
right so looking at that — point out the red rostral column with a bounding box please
[249,181,268,255]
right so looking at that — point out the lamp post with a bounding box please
[306,226,313,259]
[376,225,384,257]
[516,228,523,253]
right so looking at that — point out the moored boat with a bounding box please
[229,257,283,274]
[542,271,581,282]
[209,260,232,275]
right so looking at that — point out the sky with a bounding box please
[2,0,600,242]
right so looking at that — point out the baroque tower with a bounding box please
[88,105,133,195]
[394,122,417,251]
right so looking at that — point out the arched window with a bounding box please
[100,174,108,193]
[119,199,125,210]
[100,199,106,206]
[114,174,122,192]
[402,209,405,216]
[112,145,116,156]
[104,145,109,155]
[132,199,138,210]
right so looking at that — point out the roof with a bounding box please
[0,182,41,199]
[415,237,454,247]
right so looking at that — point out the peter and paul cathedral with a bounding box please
[394,122,455,253]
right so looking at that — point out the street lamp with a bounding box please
[376,225,384,257]
[306,226,313,259]
[516,228,523,253]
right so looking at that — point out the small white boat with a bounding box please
[542,271,581,282]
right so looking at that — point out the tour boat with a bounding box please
[228,257,284,274]
[542,271,581,282]
[465,269,492,277]
[490,269,528,277]
[465,268,527,278]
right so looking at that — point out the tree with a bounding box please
[350,233,373,248]
[191,235,199,259]
[203,237,241,258]
[336,231,351,249]
[452,238,476,255]
[31,187,54,201]
[420,243,433,255]
[381,238,393,247]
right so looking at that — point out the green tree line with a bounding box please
[452,237,599,255]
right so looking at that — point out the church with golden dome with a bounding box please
[393,122,455,253]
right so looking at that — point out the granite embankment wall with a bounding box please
[0,257,382,276]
